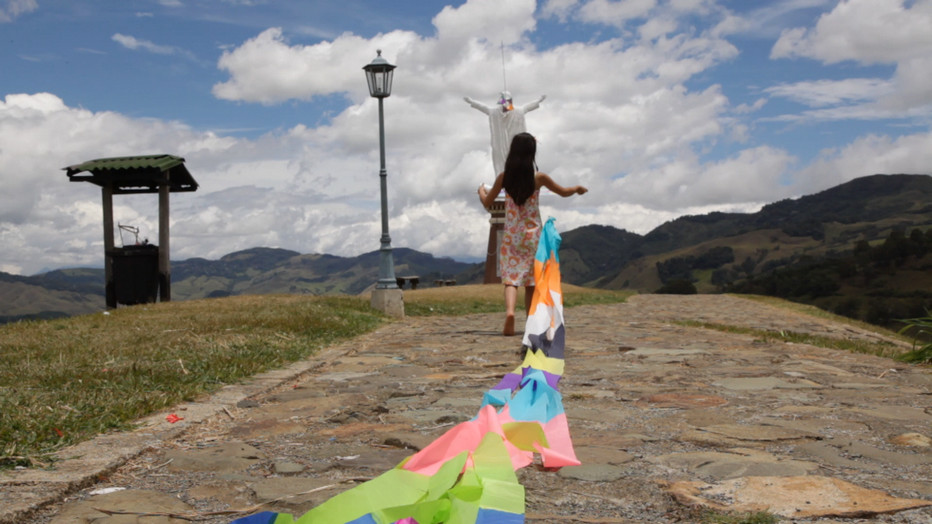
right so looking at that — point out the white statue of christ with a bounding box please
[464,91,545,176]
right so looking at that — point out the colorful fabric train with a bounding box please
[233,217,576,524]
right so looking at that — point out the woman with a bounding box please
[478,132,587,336]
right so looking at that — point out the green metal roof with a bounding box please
[65,154,198,194]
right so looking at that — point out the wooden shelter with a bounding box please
[65,154,198,308]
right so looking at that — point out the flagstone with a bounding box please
[712,376,822,391]
[382,431,435,452]
[325,355,404,372]
[380,364,435,379]
[682,409,736,428]
[836,439,932,466]
[262,394,367,417]
[664,475,932,518]
[850,406,932,422]
[624,348,708,361]
[566,387,618,399]
[782,360,856,377]
[557,463,627,482]
[793,441,883,472]
[774,405,835,415]
[650,450,818,480]
[50,489,194,523]
[249,476,338,509]
[432,396,482,409]
[573,432,655,449]
[313,371,378,383]
[574,445,636,465]
[760,417,869,436]
[882,479,932,498]
[566,405,636,425]
[700,424,819,442]
[187,482,254,507]
[273,461,306,474]
[890,432,932,447]
[317,422,410,439]
[830,382,886,389]
[383,408,466,425]
[634,392,728,409]
[165,442,264,473]
[327,448,412,472]
[229,418,307,439]
[679,429,750,448]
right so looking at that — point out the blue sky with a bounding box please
[1,0,931,275]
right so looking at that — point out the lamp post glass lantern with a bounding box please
[364,49,395,98]
[364,50,399,290]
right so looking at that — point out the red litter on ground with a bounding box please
[165,414,184,424]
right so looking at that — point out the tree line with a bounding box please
[727,227,932,330]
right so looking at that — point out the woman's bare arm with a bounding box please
[478,173,505,208]
[536,172,587,197]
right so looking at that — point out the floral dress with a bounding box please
[500,190,541,287]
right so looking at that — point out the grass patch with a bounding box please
[735,294,913,344]
[1,285,630,468]
[897,312,932,363]
[0,294,385,469]
[403,283,633,316]
[676,319,905,359]
[698,509,780,524]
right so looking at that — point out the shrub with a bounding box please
[897,311,932,363]
[656,279,698,294]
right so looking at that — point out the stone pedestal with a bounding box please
[484,197,506,284]
[371,287,404,318]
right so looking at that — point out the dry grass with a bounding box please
[0,294,384,468]
[734,293,914,344]
[404,283,634,316]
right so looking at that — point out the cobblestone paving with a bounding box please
[3,295,931,523]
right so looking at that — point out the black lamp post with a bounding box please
[363,50,399,292]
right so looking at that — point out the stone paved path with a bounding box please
[3,295,931,523]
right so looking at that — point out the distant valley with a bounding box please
[2,174,931,330]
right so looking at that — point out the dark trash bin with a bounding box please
[109,245,159,305]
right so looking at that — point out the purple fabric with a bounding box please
[491,366,560,393]
[491,372,522,391]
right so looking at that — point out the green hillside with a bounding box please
[3,174,930,331]
[556,174,932,331]
[0,248,474,323]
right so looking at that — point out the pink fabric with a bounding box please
[495,407,580,469]
[401,405,533,476]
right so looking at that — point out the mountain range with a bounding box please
[2,174,930,326]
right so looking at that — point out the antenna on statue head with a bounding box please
[500,41,507,92]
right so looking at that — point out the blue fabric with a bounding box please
[229,512,283,524]
[481,388,512,408]
[475,507,525,523]
[534,217,561,264]
[508,370,565,423]
[344,514,380,524]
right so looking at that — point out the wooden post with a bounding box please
[158,182,171,302]
[102,184,116,309]
[483,199,506,284]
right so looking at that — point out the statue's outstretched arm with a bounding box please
[464,96,492,115]
[521,94,546,113]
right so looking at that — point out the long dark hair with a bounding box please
[503,132,536,206]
